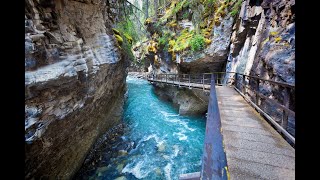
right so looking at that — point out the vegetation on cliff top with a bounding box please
[123,0,243,68]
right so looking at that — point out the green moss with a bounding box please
[270,31,278,36]
[115,34,123,45]
[123,33,133,44]
[182,11,189,19]
[190,34,206,51]
[145,18,152,24]
[229,0,242,17]
[172,29,194,52]
[148,40,157,53]
[167,20,178,28]
[274,37,282,43]
[159,0,189,24]
[112,28,121,36]
[262,37,269,45]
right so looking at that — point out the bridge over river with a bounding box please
[148,72,295,180]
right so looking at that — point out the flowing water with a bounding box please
[81,76,206,180]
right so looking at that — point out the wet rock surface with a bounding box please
[153,83,210,116]
[73,124,129,180]
[25,0,128,179]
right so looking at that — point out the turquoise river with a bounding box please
[76,76,206,180]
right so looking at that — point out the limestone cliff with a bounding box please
[225,0,295,135]
[25,0,128,178]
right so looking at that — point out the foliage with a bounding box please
[168,20,178,28]
[148,40,158,53]
[116,18,139,44]
[124,33,133,44]
[114,17,140,62]
[145,18,152,24]
[230,0,242,17]
[270,31,279,36]
[159,0,189,24]
[112,28,121,36]
[274,37,282,43]
[182,11,189,19]
[262,37,269,45]
[172,29,193,52]
[173,0,190,14]
[190,34,206,51]
[115,35,123,45]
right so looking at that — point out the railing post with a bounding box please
[166,74,167,85]
[178,74,180,87]
[256,79,260,105]
[189,74,191,88]
[203,73,205,90]
[216,73,219,85]
[281,87,290,130]
[242,74,246,95]
[173,74,174,84]
[235,73,238,88]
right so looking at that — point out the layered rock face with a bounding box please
[225,0,295,135]
[25,0,128,179]
[179,15,234,73]
[153,83,210,115]
[134,0,238,74]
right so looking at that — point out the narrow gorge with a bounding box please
[25,0,295,179]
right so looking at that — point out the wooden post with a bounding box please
[281,87,290,129]
[189,74,191,88]
[178,74,180,87]
[256,78,260,106]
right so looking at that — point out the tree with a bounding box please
[154,0,158,17]
[144,0,149,18]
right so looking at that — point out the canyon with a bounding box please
[25,0,295,179]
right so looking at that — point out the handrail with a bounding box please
[200,74,228,179]
[147,72,295,144]
[149,72,295,88]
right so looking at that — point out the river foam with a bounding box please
[80,76,206,179]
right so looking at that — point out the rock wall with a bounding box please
[134,0,239,74]
[225,0,295,135]
[25,0,128,179]
[179,14,234,73]
[153,83,209,115]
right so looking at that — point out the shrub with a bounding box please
[182,11,189,19]
[190,34,206,51]
[230,0,242,17]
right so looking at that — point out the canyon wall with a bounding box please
[225,0,295,135]
[142,0,295,136]
[25,0,128,178]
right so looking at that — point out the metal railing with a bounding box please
[147,72,232,89]
[147,72,295,144]
[232,72,295,144]
[200,74,228,179]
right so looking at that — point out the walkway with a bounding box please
[147,72,295,180]
[217,86,295,179]
[148,79,211,90]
